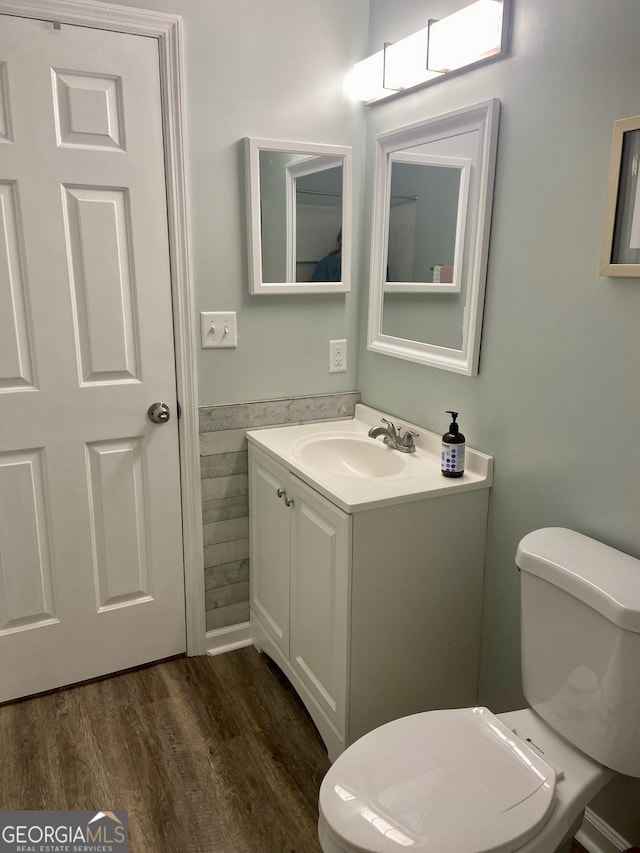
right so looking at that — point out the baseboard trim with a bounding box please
[576,807,631,853]
[206,622,252,656]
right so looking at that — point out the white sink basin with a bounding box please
[292,433,426,479]
[247,404,493,512]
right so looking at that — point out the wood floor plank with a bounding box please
[1,687,109,810]
[0,647,329,852]
[1,647,588,853]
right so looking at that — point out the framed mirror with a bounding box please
[600,113,640,277]
[245,137,352,294]
[367,99,500,375]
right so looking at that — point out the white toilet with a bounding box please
[318,527,640,853]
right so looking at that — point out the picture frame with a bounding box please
[600,114,640,277]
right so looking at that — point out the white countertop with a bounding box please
[247,404,493,513]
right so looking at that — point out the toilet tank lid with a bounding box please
[516,527,640,632]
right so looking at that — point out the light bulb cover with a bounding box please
[383,29,442,92]
[343,50,386,103]
[427,0,504,73]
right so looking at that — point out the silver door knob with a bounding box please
[147,402,171,424]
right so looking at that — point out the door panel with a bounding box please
[63,186,141,384]
[86,437,151,609]
[249,449,290,656]
[289,475,350,730]
[52,70,124,150]
[0,180,35,389]
[0,15,186,702]
[0,448,56,632]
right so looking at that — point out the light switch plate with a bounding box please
[201,311,237,348]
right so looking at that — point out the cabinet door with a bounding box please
[289,475,351,731]
[249,448,290,656]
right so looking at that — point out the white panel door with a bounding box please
[289,475,350,731]
[0,15,186,702]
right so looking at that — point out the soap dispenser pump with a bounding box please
[441,411,465,478]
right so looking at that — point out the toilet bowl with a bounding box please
[318,706,613,853]
[318,528,640,853]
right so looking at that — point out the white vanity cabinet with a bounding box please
[248,428,491,762]
[249,446,350,737]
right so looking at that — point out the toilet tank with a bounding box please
[516,527,640,777]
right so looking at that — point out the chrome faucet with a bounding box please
[367,418,419,453]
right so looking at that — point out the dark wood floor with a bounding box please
[0,647,592,853]
[0,647,329,852]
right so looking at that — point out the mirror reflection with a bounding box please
[291,158,343,283]
[245,139,352,294]
[385,151,470,291]
[382,132,477,352]
[387,161,458,285]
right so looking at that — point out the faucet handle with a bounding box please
[398,428,419,450]
[381,417,399,436]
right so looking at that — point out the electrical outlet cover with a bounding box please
[329,339,347,372]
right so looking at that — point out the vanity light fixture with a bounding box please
[345,0,510,105]
[427,0,505,73]
[384,31,443,93]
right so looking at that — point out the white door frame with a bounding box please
[0,0,206,655]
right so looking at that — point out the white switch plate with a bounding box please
[201,311,237,348]
[329,339,347,373]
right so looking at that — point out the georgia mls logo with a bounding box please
[86,812,126,842]
[0,810,128,852]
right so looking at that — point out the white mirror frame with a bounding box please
[367,99,500,375]
[245,137,352,294]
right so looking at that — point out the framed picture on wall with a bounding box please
[600,114,640,277]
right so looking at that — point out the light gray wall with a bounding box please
[361,0,640,839]
[102,0,368,405]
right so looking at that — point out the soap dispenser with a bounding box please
[441,411,465,478]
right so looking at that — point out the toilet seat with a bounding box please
[319,707,557,853]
